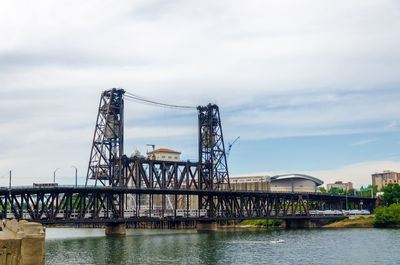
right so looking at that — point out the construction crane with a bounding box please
[146,144,155,151]
[226,136,240,158]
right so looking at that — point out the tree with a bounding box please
[319,187,327,193]
[381,183,400,206]
[373,204,400,226]
[328,187,344,195]
[368,185,378,196]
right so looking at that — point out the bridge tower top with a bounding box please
[86,88,125,186]
[197,104,230,189]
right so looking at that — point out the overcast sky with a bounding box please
[1,0,400,188]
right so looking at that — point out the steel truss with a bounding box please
[198,104,230,189]
[86,88,125,187]
[86,90,231,191]
[122,156,207,190]
[0,187,375,224]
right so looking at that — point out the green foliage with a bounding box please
[341,216,374,223]
[373,204,400,226]
[328,187,343,194]
[327,187,355,195]
[269,219,282,226]
[381,183,400,206]
[239,219,282,227]
[368,185,378,195]
[319,187,327,193]
[326,185,376,197]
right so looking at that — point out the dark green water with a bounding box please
[45,228,399,265]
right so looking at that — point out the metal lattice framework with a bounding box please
[86,88,125,187]
[198,104,230,190]
[122,156,205,190]
[86,89,231,192]
[0,187,375,224]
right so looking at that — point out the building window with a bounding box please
[162,156,165,158]
[174,156,178,159]
[168,156,172,159]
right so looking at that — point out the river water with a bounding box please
[45,227,399,265]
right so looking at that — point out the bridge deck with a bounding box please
[0,186,375,224]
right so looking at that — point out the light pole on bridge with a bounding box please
[71,166,77,187]
[53,168,60,183]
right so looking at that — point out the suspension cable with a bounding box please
[124,91,197,110]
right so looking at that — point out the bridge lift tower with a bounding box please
[198,104,230,189]
[86,88,230,191]
[86,88,125,187]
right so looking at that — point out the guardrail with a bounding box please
[0,185,375,199]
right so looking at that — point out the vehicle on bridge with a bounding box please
[309,209,371,216]
[33,183,58,188]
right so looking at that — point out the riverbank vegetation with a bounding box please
[239,219,283,227]
[373,204,400,227]
[323,217,374,228]
[325,204,400,228]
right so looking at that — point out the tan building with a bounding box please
[148,148,182,211]
[127,148,182,212]
[147,148,181,162]
[229,176,269,192]
[372,170,400,190]
[327,181,353,191]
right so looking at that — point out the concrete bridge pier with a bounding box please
[0,219,46,265]
[284,219,314,229]
[105,223,126,235]
[283,219,333,229]
[196,221,217,232]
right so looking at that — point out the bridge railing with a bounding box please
[0,185,375,199]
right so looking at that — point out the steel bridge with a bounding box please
[4,88,376,226]
[0,186,375,224]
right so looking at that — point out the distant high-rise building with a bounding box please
[372,170,400,190]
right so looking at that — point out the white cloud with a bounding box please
[0,0,400,181]
[125,125,196,140]
[351,138,380,146]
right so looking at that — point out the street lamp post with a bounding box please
[71,166,77,187]
[9,170,11,189]
[53,168,60,183]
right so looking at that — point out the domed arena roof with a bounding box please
[271,174,324,186]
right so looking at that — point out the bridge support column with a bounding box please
[284,219,333,229]
[196,221,217,232]
[284,219,314,229]
[105,223,126,236]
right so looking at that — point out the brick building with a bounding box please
[372,170,400,190]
